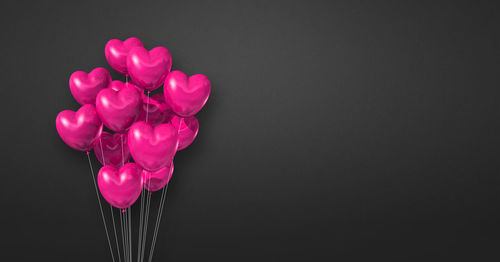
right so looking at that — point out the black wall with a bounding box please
[1,1,499,261]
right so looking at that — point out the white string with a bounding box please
[120,211,123,261]
[110,205,121,262]
[121,211,127,262]
[120,138,131,262]
[140,177,152,262]
[86,152,116,262]
[136,89,150,262]
[147,183,169,262]
[146,123,180,261]
[126,210,130,262]
[129,207,133,262]
[125,211,129,262]
[102,138,122,262]
[137,188,145,262]
[145,92,151,123]
[121,135,125,167]
[139,89,152,262]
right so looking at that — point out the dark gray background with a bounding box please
[1,0,499,261]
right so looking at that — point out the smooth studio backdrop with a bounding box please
[1,1,499,261]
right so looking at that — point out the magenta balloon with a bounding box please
[105,37,143,75]
[56,104,103,151]
[137,93,171,126]
[97,163,143,209]
[171,115,199,150]
[164,71,210,117]
[128,121,178,171]
[142,161,173,192]
[69,67,111,105]
[94,132,130,168]
[126,46,172,91]
[96,82,142,133]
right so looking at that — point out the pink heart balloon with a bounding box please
[96,81,142,133]
[164,71,210,117]
[142,161,174,192]
[97,163,143,209]
[127,46,172,91]
[94,132,130,168]
[56,104,103,152]
[138,93,171,126]
[128,121,178,171]
[171,115,199,150]
[69,67,111,105]
[105,37,143,75]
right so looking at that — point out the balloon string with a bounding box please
[102,138,122,262]
[147,183,169,262]
[128,207,133,262]
[127,210,131,262]
[101,139,122,262]
[126,210,130,262]
[100,137,106,166]
[121,135,125,167]
[122,210,128,262]
[124,210,130,262]
[145,91,151,124]
[137,188,145,262]
[140,175,152,262]
[124,210,128,262]
[141,194,150,262]
[86,152,116,262]
[119,132,130,262]
[121,210,128,261]
[110,205,122,262]
[148,123,180,261]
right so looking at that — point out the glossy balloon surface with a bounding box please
[56,104,103,151]
[96,82,142,132]
[128,121,178,171]
[69,67,111,105]
[127,46,172,91]
[97,163,143,209]
[164,71,210,117]
[105,37,143,75]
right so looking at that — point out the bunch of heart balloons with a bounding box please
[56,37,210,209]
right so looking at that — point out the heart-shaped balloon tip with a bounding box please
[69,67,111,105]
[127,46,172,91]
[164,71,210,117]
[105,37,144,75]
[98,163,143,209]
[96,83,143,133]
[56,104,103,152]
[128,121,179,172]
